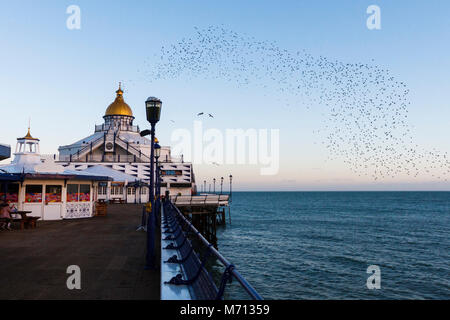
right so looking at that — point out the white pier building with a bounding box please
[0,129,111,220]
[56,84,196,202]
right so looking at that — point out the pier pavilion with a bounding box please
[0,129,111,220]
[56,84,196,202]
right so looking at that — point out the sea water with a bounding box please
[213,192,450,299]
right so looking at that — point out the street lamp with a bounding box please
[155,142,161,202]
[213,178,216,194]
[140,96,162,270]
[204,180,206,194]
[145,97,162,123]
[220,177,224,195]
[154,142,161,230]
[229,174,233,203]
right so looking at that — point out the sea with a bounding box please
[211,192,450,300]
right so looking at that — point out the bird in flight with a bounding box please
[208,113,214,118]
[197,112,204,116]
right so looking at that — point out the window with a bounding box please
[111,186,123,195]
[79,184,91,202]
[111,183,124,196]
[25,185,43,203]
[161,170,182,176]
[67,184,90,202]
[97,186,107,195]
[67,184,79,202]
[45,185,62,203]
[140,187,147,195]
[0,183,19,202]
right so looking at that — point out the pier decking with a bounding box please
[0,204,160,300]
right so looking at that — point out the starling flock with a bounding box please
[140,26,449,181]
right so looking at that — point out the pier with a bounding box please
[160,200,262,300]
[169,194,231,248]
[0,199,261,300]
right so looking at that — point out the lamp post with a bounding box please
[229,174,233,203]
[204,180,206,194]
[140,96,162,270]
[155,142,161,214]
[213,178,216,194]
[220,177,224,195]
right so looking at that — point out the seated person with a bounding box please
[0,202,14,230]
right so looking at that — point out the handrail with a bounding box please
[61,130,152,163]
[167,200,263,300]
[71,134,105,159]
[115,136,151,162]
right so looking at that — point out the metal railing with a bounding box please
[115,136,151,162]
[95,124,140,133]
[169,194,230,206]
[163,200,262,300]
[58,154,147,163]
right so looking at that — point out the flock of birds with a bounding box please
[137,26,449,182]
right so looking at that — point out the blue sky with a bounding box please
[0,1,449,190]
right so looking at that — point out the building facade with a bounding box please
[0,129,110,220]
[56,84,196,202]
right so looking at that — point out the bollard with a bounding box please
[145,202,155,269]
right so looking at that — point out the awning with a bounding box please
[126,180,149,188]
[21,173,112,181]
[0,173,24,182]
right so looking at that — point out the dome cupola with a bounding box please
[104,83,134,117]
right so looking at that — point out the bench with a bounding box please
[111,198,125,204]
[26,217,40,228]
[0,216,40,230]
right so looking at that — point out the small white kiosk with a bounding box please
[0,129,111,220]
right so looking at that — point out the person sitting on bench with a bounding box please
[0,202,14,231]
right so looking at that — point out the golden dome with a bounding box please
[105,83,134,117]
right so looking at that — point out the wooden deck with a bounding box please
[0,204,160,300]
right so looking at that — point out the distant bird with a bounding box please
[197,112,204,116]
[208,113,214,118]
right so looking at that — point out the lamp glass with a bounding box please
[145,97,162,123]
[154,143,161,158]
